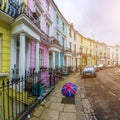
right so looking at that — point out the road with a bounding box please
[81,68,120,120]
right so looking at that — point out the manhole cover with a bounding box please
[61,97,75,104]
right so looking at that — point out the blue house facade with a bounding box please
[53,4,68,68]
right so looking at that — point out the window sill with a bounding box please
[0,73,9,76]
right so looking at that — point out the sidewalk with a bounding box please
[26,73,95,120]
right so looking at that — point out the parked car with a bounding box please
[106,64,113,69]
[93,65,99,72]
[82,65,96,78]
[98,64,105,70]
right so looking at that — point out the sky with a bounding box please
[54,0,120,45]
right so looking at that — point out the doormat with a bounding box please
[61,97,75,104]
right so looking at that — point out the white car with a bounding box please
[93,65,99,72]
[106,64,113,68]
[82,66,96,78]
[98,64,105,70]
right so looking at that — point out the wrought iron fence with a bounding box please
[0,0,18,18]
[0,67,64,120]
[18,2,40,28]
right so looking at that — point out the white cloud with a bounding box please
[54,0,120,45]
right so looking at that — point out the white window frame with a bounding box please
[46,0,50,11]
[69,28,72,37]
[74,44,76,53]
[46,22,50,35]
[38,14,41,29]
[56,15,59,25]
[74,32,76,40]
[62,37,65,47]
[62,22,64,32]
[69,42,72,50]
[39,49,43,67]
[56,32,59,41]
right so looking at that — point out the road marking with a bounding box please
[108,91,116,96]
[101,85,105,89]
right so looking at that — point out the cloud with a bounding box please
[54,0,120,45]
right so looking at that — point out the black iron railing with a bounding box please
[0,0,18,18]
[18,2,40,28]
[51,37,60,46]
[0,67,65,120]
[65,47,70,52]
[40,30,51,43]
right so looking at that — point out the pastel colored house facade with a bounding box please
[27,0,54,66]
[94,41,100,65]
[10,0,54,80]
[85,38,96,65]
[80,36,87,67]
[1,0,120,119]
[0,1,20,119]
[0,20,11,77]
[0,0,54,119]
[10,1,40,78]
[91,39,96,65]
[51,2,68,68]
[106,45,120,65]
[97,42,107,65]
[28,0,54,87]
[67,23,78,69]
[0,0,19,80]
[76,32,82,67]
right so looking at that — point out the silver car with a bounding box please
[82,66,96,78]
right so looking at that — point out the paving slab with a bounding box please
[49,96,62,103]
[26,73,92,120]
[49,102,64,111]
[63,104,76,112]
[59,112,77,120]
[40,109,59,120]
[54,92,64,98]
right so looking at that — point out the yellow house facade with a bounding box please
[76,32,82,67]
[80,36,86,68]
[0,20,11,80]
[0,18,12,120]
[67,23,77,69]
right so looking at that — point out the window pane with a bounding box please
[46,0,49,11]
[56,15,59,24]
[46,23,49,35]
[39,49,43,67]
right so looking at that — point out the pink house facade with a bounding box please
[27,0,54,86]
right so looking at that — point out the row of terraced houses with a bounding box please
[0,0,120,119]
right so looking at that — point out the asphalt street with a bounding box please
[82,67,120,120]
